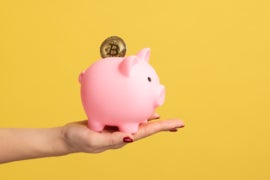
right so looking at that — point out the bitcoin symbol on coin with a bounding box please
[106,41,119,57]
[100,36,126,58]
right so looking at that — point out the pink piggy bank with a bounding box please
[79,48,165,133]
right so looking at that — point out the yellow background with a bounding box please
[0,0,270,179]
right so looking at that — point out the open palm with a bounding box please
[62,114,184,153]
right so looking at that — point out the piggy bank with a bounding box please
[79,48,165,133]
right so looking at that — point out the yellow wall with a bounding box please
[1,0,270,179]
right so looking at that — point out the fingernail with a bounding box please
[123,137,134,143]
[153,114,160,119]
[151,113,160,120]
[177,124,185,128]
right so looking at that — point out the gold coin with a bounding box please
[100,36,126,58]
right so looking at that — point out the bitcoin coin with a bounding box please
[100,36,126,58]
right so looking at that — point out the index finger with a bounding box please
[133,119,184,140]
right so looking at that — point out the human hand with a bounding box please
[61,114,184,154]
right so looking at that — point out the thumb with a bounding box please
[98,132,134,147]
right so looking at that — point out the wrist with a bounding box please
[60,125,79,154]
[39,127,74,157]
[56,126,74,155]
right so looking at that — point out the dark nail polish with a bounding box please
[123,137,134,143]
[177,124,185,128]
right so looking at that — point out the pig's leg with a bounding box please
[88,119,104,132]
[119,123,139,134]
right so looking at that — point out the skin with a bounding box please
[0,113,184,164]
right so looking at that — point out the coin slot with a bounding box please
[148,77,151,82]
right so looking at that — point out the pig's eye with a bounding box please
[147,77,151,82]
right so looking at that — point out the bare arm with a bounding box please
[0,127,69,163]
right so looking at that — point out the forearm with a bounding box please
[0,127,70,163]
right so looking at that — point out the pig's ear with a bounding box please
[78,71,85,84]
[119,56,139,76]
[137,48,150,63]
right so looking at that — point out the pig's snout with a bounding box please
[155,85,165,107]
